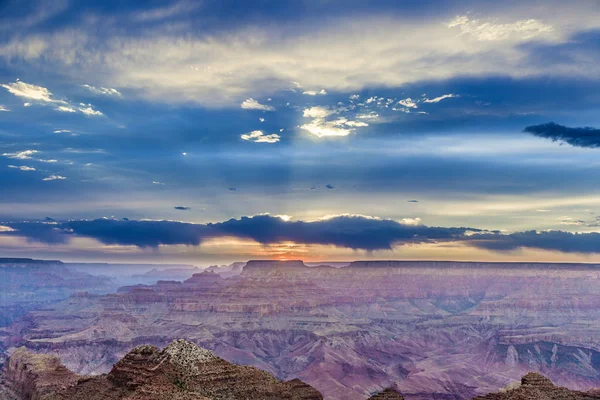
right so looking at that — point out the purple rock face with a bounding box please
[5,260,600,400]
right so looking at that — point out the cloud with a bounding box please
[228,187,237,191]
[524,122,600,148]
[4,4,593,107]
[423,94,458,103]
[77,103,103,116]
[7,214,600,254]
[447,15,553,41]
[174,206,191,211]
[1,80,63,103]
[240,130,281,143]
[8,165,36,171]
[300,106,371,138]
[132,1,201,22]
[470,230,600,254]
[398,98,418,108]
[241,98,275,111]
[303,89,327,96]
[0,214,476,250]
[81,84,122,96]
[2,150,38,160]
[1,80,103,116]
[53,129,71,133]
[56,105,76,112]
[558,216,586,226]
[325,184,335,189]
[0,105,9,111]
[407,199,419,203]
[42,175,67,181]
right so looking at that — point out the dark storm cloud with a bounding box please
[470,230,600,254]
[5,215,600,254]
[524,122,600,148]
[174,206,191,211]
[1,215,477,250]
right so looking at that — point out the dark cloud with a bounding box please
[524,122,600,148]
[2,215,477,251]
[228,188,237,191]
[326,184,335,189]
[407,200,419,203]
[470,230,600,254]
[174,206,191,211]
[5,215,600,254]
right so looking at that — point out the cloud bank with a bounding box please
[524,122,600,148]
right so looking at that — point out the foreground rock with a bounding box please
[5,339,323,400]
[473,372,600,399]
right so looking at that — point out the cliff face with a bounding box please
[5,347,79,399]
[5,340,322,400]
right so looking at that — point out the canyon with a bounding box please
[3,259,600,399]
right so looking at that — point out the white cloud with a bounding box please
[303,89,327,96]
[259,117,265,122]
[53,129,71,133]
[2,80,103,115]
[3,150,38,159]
[303,106,334,119]
[38,159,57,163]
[344,120,368,127]
[399,217,422,226]
[448,15,553,41]
[152,181,164,185]
[0,105,9,111]
[241,98,275,111]
[423,94,458,103]
[56,105,76,112]
[398,98,418,108]
[42,175,67,181]
[8,165,36,171]
[81,84,121,96]
[1,5,596,106]
[1,80,63,103]
[240,130,280,143]
[0,225,16,232]
[78,103,103,116]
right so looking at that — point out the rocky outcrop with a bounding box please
[5,347,79,399]
[4,340,323,400]
[367,388,405,399]
[473,372,600,399]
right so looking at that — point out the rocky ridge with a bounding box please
[3,339,323,400]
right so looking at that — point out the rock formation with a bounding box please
[4,339,323,400]
[473,372,600,399]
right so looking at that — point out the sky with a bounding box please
[1,0,600,264]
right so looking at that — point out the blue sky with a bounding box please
[1,0,600,263]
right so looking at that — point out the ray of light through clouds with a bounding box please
[1,0,600,263]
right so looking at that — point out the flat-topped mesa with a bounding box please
[242,259,308,272]
[473,372,600,399]
[367,388,405,399]
[348,260,600,271]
